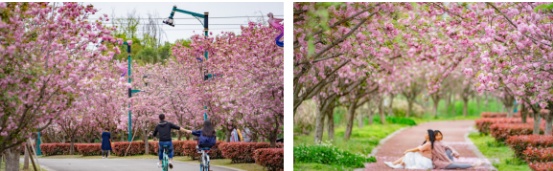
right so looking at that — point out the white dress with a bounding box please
[402,152,433,169]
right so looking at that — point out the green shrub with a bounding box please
[373,116,417,126]
[294,143,376,168]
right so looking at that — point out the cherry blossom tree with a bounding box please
[0,2,119,170]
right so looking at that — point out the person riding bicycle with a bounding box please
[185,119,217,151]
[152,114,188,169]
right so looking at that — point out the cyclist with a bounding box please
[153,114,188,169]
[186,119,217,150]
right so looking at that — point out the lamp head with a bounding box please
[163,18,175,27]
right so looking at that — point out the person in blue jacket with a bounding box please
[186,119,217,150]
[101,129,112,159]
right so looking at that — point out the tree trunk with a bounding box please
[378,97,386,124]
[389,93,395,116]
[545,108,553,136]
[463,98,468,117]
[534,111,542,135]
[407,98,414,117]
[521,104,528,123]
[506,105,514,117]
[70,136,75,155]
[5,146,20,171]
[368,108,374,125]
[445,93,452,113]
[314,102,326,144]
[344,102,357,141]
[177,132,182,141]
[225,129,232,142]
[485,93,489,111]
[433,98,439,118]
[357,108,364,128]
[143,129,149,155]
[24,143,29,170]
[327,106,335,141]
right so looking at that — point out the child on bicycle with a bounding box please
[185,119,217,150]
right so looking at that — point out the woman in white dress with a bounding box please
[384,129,435,169]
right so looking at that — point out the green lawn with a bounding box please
[468,132,531,171]
[294,123,407,170]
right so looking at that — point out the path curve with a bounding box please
[35,158,239,171]
[363,120,496,171]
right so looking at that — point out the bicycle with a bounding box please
[198,147,211,171]
[161,145,170,171]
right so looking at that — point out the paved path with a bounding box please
[362,121,496,171]
[33,158,238,171]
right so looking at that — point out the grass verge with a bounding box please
[294,123,407,170]
[468,132,531,171]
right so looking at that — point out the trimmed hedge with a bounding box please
[506,135,553,159]
[524,147,553,162]
[254,148,283,171]
[40,143,72,156]
[475,118,525,135]
[481,112,508,118]
[75,143,102,156]
[490,123,538,142]
[112,141,145,156]
[529,162,553,171]
[219,142,283,163]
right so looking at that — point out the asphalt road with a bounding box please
[33,158,239,171]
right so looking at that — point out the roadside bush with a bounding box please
[219,142,283,163]
[490,123,537,142]
[506,135,553,159]
[523,147,553,162]
[254,148,283,171]
[111,141,145,156]
[529,162,553,171]
[475,118,524,135]
[75,143,102,156]
[40,143,72,156]
[294,144,376,168]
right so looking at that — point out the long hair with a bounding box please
[202,120,216,137]
[422,129,436,149]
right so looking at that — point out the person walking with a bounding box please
[101,129,112,159]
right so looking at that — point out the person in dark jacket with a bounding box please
[152,114,188,169]
[101,129,112,159]
[189,120,217,149]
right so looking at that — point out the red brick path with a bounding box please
[362,121,496,171]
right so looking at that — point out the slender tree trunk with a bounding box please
[70,136,75,155]
[344,102,357,141]
[0,153,2,170]
[327,106,335,141]
[521,104,528,123]
[378,97,386,124]
[314,102,326,144]
[357,107,364,128]
[5,146,20,171]
[545,103,553,135]
[407,98,414,117]
[225,128,231,142]
[433,97,439,118]
[143,129,149,155]
[506,105,514,117]
[463,98,468,117]
[534,111,542,135]
[389,93,395,116]
[485,93,489,111]
[445,93,452,113]
[24,143,29,170]
[368,107,374,125]
[476,95,481,111]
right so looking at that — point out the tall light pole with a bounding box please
[124,41,141,142]
[163,5,210,120]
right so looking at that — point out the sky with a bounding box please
[87,2,283,43]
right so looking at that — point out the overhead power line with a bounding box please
[89,15,283,20]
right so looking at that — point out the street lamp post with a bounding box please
[163,5,210,121]
[124,41,141,142]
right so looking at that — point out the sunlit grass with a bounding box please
[468,132,531,171]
